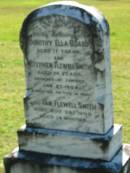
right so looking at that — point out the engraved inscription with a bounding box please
[25,15,103,132]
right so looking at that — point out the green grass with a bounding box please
[0,0,130,171]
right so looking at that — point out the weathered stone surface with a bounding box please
[4,145,130,173]
[3,2,129,173]
[18,124,122,161]
[20,1,113,134]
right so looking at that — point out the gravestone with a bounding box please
[4,1,130,173]
[22,2,113,134]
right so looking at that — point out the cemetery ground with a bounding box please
[0,0,130,171]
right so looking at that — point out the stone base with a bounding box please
[4,144,130,173]
[18,124,122,161]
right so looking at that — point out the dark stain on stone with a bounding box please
[23,96,30,114]
[4,154,19,173]
[92,139,109,153]
[103,18,110,35]
[100,141,109,153]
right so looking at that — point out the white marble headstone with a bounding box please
[20,1,113,134]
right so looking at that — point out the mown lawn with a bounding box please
[0,0,130,171]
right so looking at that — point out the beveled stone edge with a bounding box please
[17,124,122,161]
[4,144,130,173]
[18,124,121,141]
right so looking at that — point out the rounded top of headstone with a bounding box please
[20,1,113,134]
[20,1,109,51]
